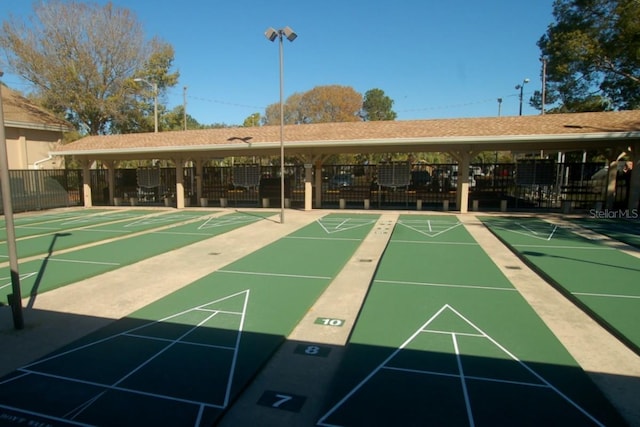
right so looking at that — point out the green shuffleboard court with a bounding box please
[571,216,640,250]
[0,210,207,260]
[480,216,640,355]
[0,211,269,303]
[0,213,379,426]
[0,209,115,241]
[318,215,625,426]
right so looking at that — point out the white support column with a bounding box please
[82,159,93,208]
[304,163,313,211]
[454,152,471,213]
[175,161,185,209]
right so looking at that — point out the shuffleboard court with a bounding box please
[0,212,266,303]
[570,216,640,250]
[318,215,625,426]
[480,216,640,355]
[0,209,121,239]
[0,213,379,426]
[0,210,209,260]
[0,209,144,241]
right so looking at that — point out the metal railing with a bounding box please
[2,161,634,214]
[0,169,82,214]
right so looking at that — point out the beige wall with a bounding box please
[4,126,63,169]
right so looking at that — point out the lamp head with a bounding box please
[265,27,278,42]
[524,78,530,84]
[282,26,297,41]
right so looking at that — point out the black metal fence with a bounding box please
[1,161,634,214]
[0,169,82,214]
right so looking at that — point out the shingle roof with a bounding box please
[54,110,640,159]
[2,85,73,131]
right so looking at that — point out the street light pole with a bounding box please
[0,71,24,329]
[515,78,530,116]
[134,78,158,132]
[265,26,297,224]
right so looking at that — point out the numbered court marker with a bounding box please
[314,317,345,327]
[257,390,306,412]
[294,344,331,358]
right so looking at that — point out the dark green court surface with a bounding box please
[0,210,205,259]
[318,215,625,427]
[481,216,640,355]
[0,211,265,303]
[0,209,114,241]
[570,216,640,249]
[0,214,379,426]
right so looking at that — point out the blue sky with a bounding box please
[1,0,554,126]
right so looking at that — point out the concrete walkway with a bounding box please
[1,209,638,426]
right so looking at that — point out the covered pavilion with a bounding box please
[53,110,640,213]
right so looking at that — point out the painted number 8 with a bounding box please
[305,345,320,355]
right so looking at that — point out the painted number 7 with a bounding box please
[272,394,293,408]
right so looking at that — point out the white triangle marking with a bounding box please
[318,304,604,426]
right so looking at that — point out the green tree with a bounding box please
[362,88,397,121]
[243,112,261,127]
[536,0,640,112]
[162,105,201,131]
[0,1,179,135]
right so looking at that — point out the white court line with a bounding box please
[17,368,224,410]
[285,236,361,242]
[217,269,331,280]
[317,304,605,427]
[110,312,222,390]
[0,403,92,427]
[513,244,614,250]
[14,225,60,231]
[318,306,452,426]
[382,365,549,389]
[0,272,40,290]
[123,332,236,351]
[447,304,606,427]
[398,221,463,238]
[14,290,251,418]
[374,279,516,292]
[391,240,478,246]
[73,228,129,234]
[492,223,562,241]
[316,218,376,234]
[573,291,640,299]
[47,258,121,266]
[154,230,215,236]
[197,216,258,230]
[516,222,543,236]
[453,333,475,427]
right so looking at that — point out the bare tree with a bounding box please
[0,1,178,135]
[263,86,363,125]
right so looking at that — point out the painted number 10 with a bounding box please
[315,317,344,327]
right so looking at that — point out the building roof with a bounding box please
[54,110,640,161]
[2,85,73,132]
